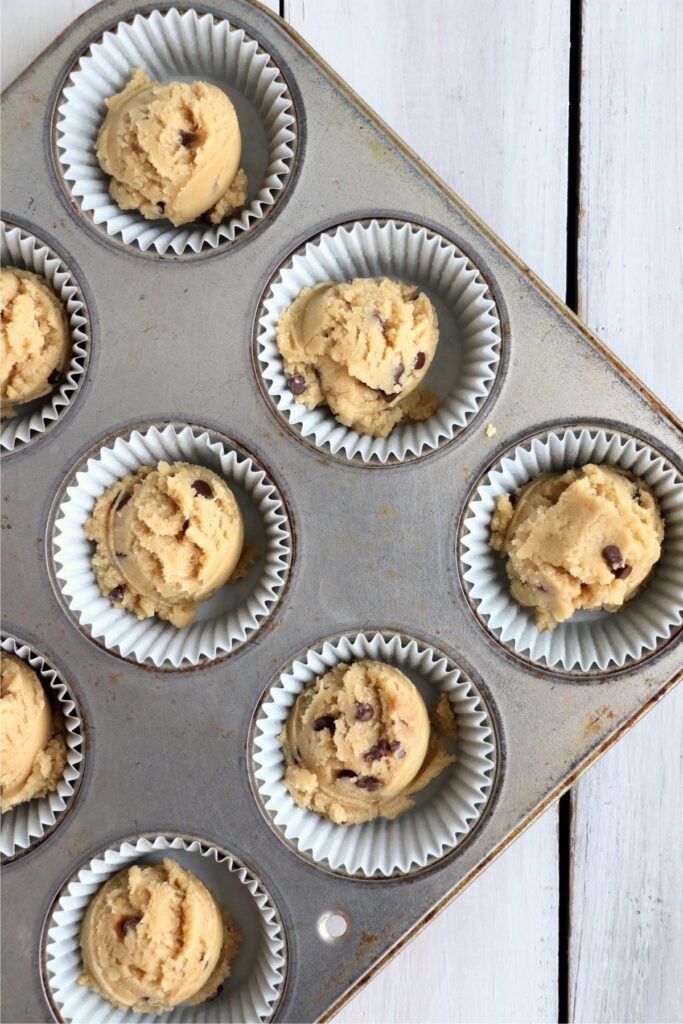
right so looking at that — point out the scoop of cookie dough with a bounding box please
[0,654,67,812]
[490,463,664,630]
[281,660,455,825]
[276,278,439,437]
[1,268,70,417]
[85,461,245,628]
[79,858,241,1014]
[96,69,248,227]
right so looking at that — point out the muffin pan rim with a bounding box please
[247,626,504,881]
[457,417,683,678]
[251,213,509,468]
[39,830,289,1024]
[0,216,93,457]
[0,630,87,866]
[44,418,297,672]
[48,1,304,261]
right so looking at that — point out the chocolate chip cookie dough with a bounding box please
[281,660,456,825]
[85,461,245,628]
[96,69,248,226]
[0,654,67,812]
[490,464,664,630]
[276,278,440,437]
[79,858,241,1014]
[1,268,70,417]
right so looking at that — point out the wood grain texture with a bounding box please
[282,2,569,1020]
[570,2,683,1021]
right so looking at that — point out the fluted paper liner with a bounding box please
[1,222,89,453]
[256,219,502,464]
[43,834,286,1024]
[0,634,84,861]
[251,631,496,877]
[50,423,292,668]
[460,426,683,673]
[54,8,297,256]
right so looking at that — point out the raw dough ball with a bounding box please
[1,268,70,417]
[85,461,245,628]
[0,654,67,812]
[79,858,241,1013]
[281,660,454,825]
[96,69,248,227]
[490,463,664,630]
[276,278,440,437]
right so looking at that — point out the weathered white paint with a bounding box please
[570,2,683,1021]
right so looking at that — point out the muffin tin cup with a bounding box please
[1,221,90,455]
[42,833,287,1024]
[250,630,497,878]
[459,424,683,674]
[255,218,503,464]
[54,7,298,257]
[49,422,293,669]
[0,634,84,863]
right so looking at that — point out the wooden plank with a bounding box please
[281,2,569,1020]
[570,1,683,1021]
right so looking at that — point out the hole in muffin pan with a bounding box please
[0,632,86,865]
[318,911,350,943]
[40,833,287,1024]
[249,629,500,879]
[458,421,683,677]
[0,219,92,456]
[253,217,506,466]
[49,7,300,259]
[46,422,295,670]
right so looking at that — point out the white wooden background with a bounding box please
[2,2,681,1021]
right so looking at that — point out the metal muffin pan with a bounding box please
[1,0,681,1021]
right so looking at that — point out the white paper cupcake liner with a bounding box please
[0,633,84,862]
[251,630,497,877]
[1,221,90,454]
[42,834,287,1024]
[54,8,297,256]
[460,425,683,673]
[49,423,293,669]
[255,218,502,464]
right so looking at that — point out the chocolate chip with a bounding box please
[337,769,357,779]
[613,564,633,580]
[109,584,126,602]
[208,984,224,1002]
[121,916,141,936]
[393,363,404,384]
[47,368,61,385]
[509,492,518,509]
[413,351,426,370]
[192,479,212,499]
[287,374,307,396]
[602,545,625,572]
[384,740,401,754]
[363,743,385,763]
[116,492,131,512]
[355,775,382,792]
[179,129,195,148]
[312,715,337,733]
[157,201,166,214]
[182,520,190,533]
[354,702,374,722]
[374,388,397,403]
[396,749,406,759]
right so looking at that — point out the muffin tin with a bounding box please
[1,1,681,1021]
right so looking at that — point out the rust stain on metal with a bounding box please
[583,705,615,736]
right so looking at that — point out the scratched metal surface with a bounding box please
[1,1,681,1022]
